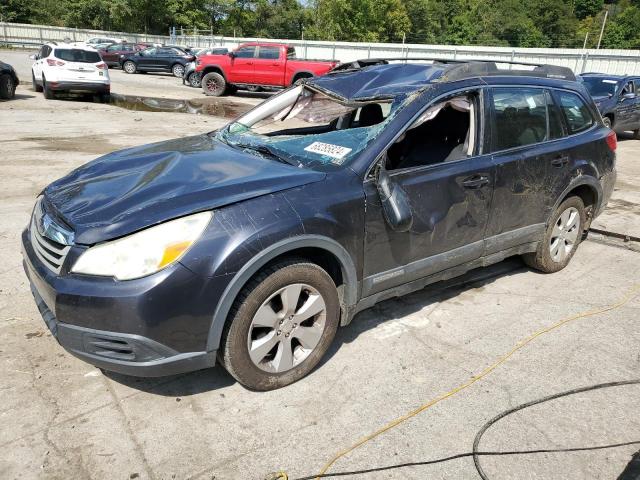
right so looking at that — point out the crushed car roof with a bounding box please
[310,60,576,101]
[309,63,446,101]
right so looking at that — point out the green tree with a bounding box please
[574,0,604,19]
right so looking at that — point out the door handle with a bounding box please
[462,175,490,189]
[551,155,570,167]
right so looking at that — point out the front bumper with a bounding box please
[21,228,218,377]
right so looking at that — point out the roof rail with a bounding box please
[331,57,576,81]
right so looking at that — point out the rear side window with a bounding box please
[54,49,101,63]
[491,87,550,151]
[557,91,593,134]
[287,47,296,59]
[258,46,280,60]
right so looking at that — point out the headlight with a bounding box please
[72,211,212,280]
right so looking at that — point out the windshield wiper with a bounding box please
[234,142,301,167]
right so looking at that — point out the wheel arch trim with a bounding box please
[549,176,602,226]
[205,235,358,351]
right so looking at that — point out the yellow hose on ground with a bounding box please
[290,282,640,479]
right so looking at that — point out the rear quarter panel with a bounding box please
[285,59,338,85]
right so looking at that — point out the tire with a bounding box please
[123,61,137,74]
[172,63,185,78]
[603,116,612,129]
[220,259,340,391]
[246,85,261,92]
[202,72,226,96]
[43,77,54,99]
[0,73,15,99]
[188,72,201,88]
[523,196,585,273]
[32,71,43,92]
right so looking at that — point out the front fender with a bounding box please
[204,234,358,351]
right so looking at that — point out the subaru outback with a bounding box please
[22,59,617,390]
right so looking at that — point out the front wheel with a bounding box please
[172,63,185,78]
[220,259,340,391]
[523,196,585,273]
[202,72,227,96]
[123,61,137,74]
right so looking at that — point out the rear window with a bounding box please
[54,49,101,63]
[557,91,593,134]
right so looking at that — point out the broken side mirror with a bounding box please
[375,161,413,232]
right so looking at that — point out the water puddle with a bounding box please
[109,93,249,118]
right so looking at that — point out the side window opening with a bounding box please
[287,47,296,59]
[235,46,256,58]
[386,94,476,170]
[622,81,635,96]
[491,88,548,152]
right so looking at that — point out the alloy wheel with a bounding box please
[247,283,327,373]
[124,62,135,73]
[549,206,580,263]
[173,64,185,77]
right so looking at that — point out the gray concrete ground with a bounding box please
[1,54,640,480]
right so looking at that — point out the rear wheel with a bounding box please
[188,72,201,88]
[32,72,43,92]
[43,77,54,99]
[523,196,585,273]
[172,63,185,78]
[202,72,226,97]
[220,259,340,391]
[246,85,261,92]
[0,73,15,99]
[123,61,136,74]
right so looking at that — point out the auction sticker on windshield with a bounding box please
[304,142,352,160]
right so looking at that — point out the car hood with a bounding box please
[43,134,325,244]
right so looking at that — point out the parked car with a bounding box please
[22,60,616,390]
[120,47,195,77]
[0,60,19,99]
[196,42,338,96]
[30,43,110,100]
[86,37,122,46]
[579,73,640,138]
[99,42,152,68]
[183,47,229,88]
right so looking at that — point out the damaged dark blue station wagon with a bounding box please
[22,59,617,390]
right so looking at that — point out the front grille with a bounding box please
[30,199,71,274]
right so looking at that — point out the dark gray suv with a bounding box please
[22,59,616,390]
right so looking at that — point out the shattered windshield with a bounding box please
[217,86,402,170]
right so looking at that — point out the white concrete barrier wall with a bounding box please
[3,21,640,75]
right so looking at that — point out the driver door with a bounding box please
[616,80,638,132]
[227,45,256,84]
[361,90,495,297]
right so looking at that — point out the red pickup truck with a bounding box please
[196,42,338,96]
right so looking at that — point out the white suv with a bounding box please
[31,43,110,100]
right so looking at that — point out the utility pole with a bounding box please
[597,9,608,49]
[582,32,589,49]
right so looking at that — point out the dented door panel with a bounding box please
[362,154,494,296]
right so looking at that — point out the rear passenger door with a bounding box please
[253,46,284,86]
[484,87,571,254]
